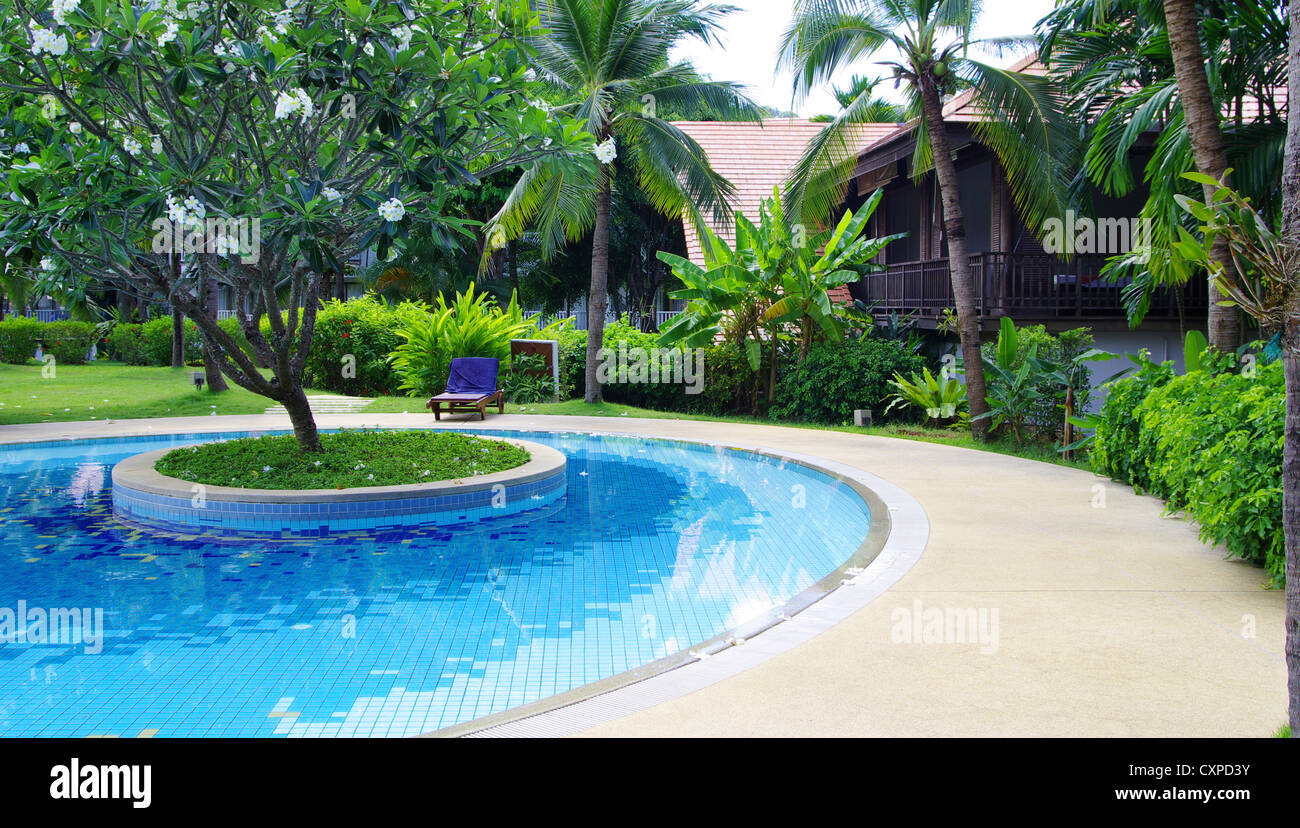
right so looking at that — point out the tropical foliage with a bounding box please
[779,0,1076,439]
[657,186,899,409]
[1040,0,1288,334]
[388,284,570,398]
[0,0,587,449]
[885,366,967,424]
[484,0,761,402]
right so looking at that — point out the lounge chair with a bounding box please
[427,357,505,421]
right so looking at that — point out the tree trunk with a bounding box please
[281,385,322,453]
[170,308,185,368]
[1281,0,1300,738]
[335,270,346,302]
[509,239,520,297]
[919,75,991,439]
[585,171,612,404]
[170,253,185,368]
[203,280,229,392]
[1163,0,1240,350]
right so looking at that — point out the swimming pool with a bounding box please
[0,429,872,736]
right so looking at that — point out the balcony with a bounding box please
[859,252,1207,322]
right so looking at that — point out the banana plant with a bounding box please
[761,186,902,362]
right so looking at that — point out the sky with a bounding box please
[669,0,1061,118]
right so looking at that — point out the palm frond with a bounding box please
[959,58,1078,233]
[619,114,737,225]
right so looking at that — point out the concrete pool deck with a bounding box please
[0,412,1287,737]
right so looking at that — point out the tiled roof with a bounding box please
[672,119,900,268]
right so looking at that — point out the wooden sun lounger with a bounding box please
[426,390,505,421]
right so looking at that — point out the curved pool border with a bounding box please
[110,437,566,534]
[0,417,929,738]
[431,428,929,738]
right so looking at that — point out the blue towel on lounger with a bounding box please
[444,357,499,396]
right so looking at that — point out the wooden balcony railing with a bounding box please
[860,252,1207,320]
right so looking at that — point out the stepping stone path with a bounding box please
[264,395,376,415]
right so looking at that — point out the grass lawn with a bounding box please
[0,362,273,424]
[155,429,529,489]
[0,361,1090,471]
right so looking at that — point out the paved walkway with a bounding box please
[263,394,374,415]
[0,412,1287,736]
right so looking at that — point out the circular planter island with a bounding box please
[111,436,566,535]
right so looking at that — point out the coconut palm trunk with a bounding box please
[586,172,613,403]
[1163,0,1240,350]
[1281,0,1300,738]
[919,77,991,438]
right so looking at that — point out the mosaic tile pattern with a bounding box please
[112,467,566,534]
[0,429,871,737]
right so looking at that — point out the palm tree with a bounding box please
[779,0,1074,440]
[1161,0,1238,349]
[486,0,761,403]
[1041,0,1285,346]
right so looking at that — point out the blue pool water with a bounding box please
[0,429,870,737]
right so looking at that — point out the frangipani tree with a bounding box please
[0,0,591,450]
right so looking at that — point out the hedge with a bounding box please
[0,318,99,364]
[41,321,98,365]
[770,339,926,425]
[1092,355,1284,584]
[0,317,45,364]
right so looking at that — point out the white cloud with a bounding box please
[670,0,1058,119]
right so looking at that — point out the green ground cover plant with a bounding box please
[155,429,529,490]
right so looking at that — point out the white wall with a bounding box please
[1083,329,1202,413]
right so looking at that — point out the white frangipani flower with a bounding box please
[322,187,342,202]
[31,27,69,57]
[273,88,314,121]
[68,122,81,134]
[151,135,163,154]
[40,257,56,272]
[214,234,240,257]
[52,0,81,27]
[123,136,142,156]
[593,137,617,164]
[158,19,180,47]
[377,198,405,221]
[394,25,414,51]
[14,142,30,154]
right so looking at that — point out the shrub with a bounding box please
[0,317,45,364]
[303,297,410,395]
[502,353,555,404]
[558,326,588,400]
[105,322,150,365]
[980,324,1096,435]
[770,339,925,424]
[1092,356,1284,584]
[40,321,98,365]
[1090,354,1176,491]
[141,316,203,366]
[389,285,566,398]
[216,317,255,363]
